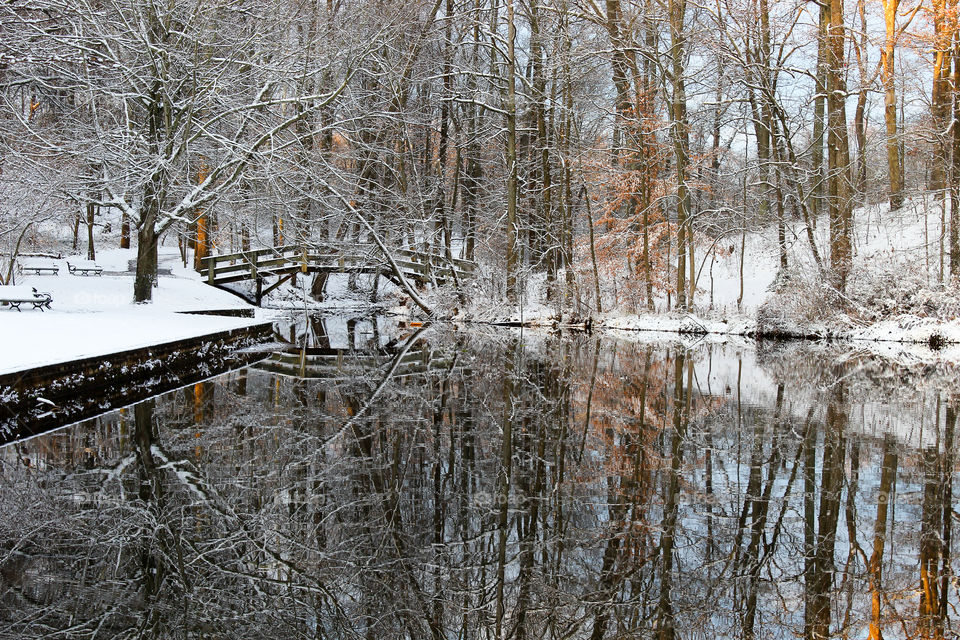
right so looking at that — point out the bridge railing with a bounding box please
[198,243,474,286]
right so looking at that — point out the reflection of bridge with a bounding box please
[252,316,450,380]
[252,346,448,380]
[199,244,474,305]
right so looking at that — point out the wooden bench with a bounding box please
[18,262,59,276]
[67,261,103,276]
[0,286,53,311]
[126,260,172,276]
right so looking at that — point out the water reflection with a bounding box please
[2,328,958,638]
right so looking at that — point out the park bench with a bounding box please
[0,286,53,311]
[126,260,172,276]
[18,261,59,276]
[67,260,103,276]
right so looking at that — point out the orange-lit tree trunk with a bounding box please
[879,0,905,211]
[192,160,211,271]
[930,0,953,280]
[950,0,960,275]
[120,212,130,249]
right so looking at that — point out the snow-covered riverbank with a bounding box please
[0,248,267,375]
[457,195,960,357]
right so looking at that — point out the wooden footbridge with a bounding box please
[199,243,474,305]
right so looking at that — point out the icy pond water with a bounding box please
[2,315,959,638]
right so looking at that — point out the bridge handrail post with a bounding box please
[206,256,215,284]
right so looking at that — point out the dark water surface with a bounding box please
[2,318,958,639]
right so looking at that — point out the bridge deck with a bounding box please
[198,244,474,292]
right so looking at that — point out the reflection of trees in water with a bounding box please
[1,333,959,638]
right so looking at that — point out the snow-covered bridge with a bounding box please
[198,243,474,305]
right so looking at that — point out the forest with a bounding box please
[0,0,957,321]
[8,3,960,637]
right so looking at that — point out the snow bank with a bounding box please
[0,247,264,375]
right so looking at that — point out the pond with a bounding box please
[1,316,958,639]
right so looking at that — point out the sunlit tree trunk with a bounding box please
[880,0,904,211]
[120,212,130,249]
[951,7,960,276]
[192,160,211,270]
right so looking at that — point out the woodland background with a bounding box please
[0,0,956,318]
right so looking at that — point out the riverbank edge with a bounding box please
[0,321,275,442]
[470,309,960,351]
[0,321,274,390]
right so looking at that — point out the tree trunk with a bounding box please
[867,436,897,640]
[825,0,854,291]
[494,340,515,640]
[530,3,555,298]
[193,215,209,271]
[134,221,159,303]
[435,0,454,262]
[120,211,131,249]
[951,18,960,275]
[808,382,847,639]
[504,0,519,303]
[86,202,96,261]
[811,6,828,221]
[853,0,871,199]
[880,0,904,211]
[931,0,953,280]
[669,0,690,309]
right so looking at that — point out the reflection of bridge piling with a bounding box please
[199,244,474,305]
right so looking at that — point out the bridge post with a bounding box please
[247,251,258,283]
[206,256,215,284]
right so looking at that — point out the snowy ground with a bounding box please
[0,248,266,375]
[466,194,960,356]
[7,194,958,376]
